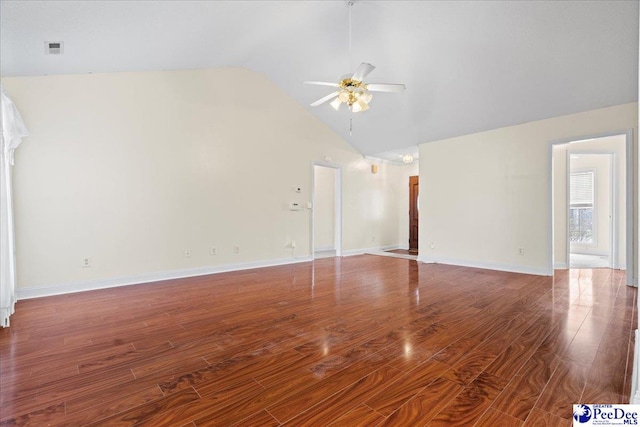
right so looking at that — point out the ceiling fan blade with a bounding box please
[304,81,340,88]
[310,91,339,107]
[365,83,406,93]
[351,63,375,81]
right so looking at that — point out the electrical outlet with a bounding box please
[518,248,525,256]
[210,247,217,256]
[430,242,435,249]
[184,249,191,258]
[233,246,240,254]
[82,257,92,268]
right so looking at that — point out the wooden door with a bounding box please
[409,176,419,253]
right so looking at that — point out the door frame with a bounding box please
[548,129,633,286]
[311,161,342,259]
[409,175,419,253]
[566,152,615,269]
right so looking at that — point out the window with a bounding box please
[569,171,594,244]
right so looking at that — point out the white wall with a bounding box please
[419,103,637,276]
[3,68,410,294]
[313,165,335,251]
[553,137,626,268]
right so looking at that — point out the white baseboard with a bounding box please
[342,245,400,257]
[417,255,552,276]
[314,246,336,252]
[17,256,313,300]
[556,262,628,271]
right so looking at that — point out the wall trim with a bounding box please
[417,255,551,276]
[17,256,313,300]
[632,330,639,403]
[314,245,336,252]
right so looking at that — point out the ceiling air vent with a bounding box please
[44,41,64,55]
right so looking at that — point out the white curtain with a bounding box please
[1,84,28,327]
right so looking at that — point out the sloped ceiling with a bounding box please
[1,0,638,160]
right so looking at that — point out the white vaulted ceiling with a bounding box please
[1,0,638,158]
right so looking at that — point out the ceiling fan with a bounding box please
[305,63,405,113]
[304,1,406,113]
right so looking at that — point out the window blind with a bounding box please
[570,171,594,207]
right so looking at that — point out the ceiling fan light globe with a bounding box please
[357,99,369,112]
[338,91,350,103]
[330,97,342,110]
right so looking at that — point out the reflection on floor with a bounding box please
[314,249,336,259]
[366,248,417,261]
[2,258,634,425]
[570,253,611,269]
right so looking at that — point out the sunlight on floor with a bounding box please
[570,253,610,268]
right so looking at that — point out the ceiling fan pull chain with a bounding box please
[303,1,405,113]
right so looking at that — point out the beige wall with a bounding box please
[313,165,335,251]
[3,68,410,293]
[419,103,637,276]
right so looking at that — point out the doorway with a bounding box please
[568,153,614,268]
[312,163,342,259]
[550,131,631,285]
[409,176,419,254]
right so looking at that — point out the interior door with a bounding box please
[409,176,419,253]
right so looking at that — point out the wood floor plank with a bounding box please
[426,372,509,426]
[534,361,586,420]
[276,365,403,425]
[0,402,66,427]
[56,385,165,426]
[364,358,450,416]
[440,350,497,386]
[83,388,201,427]
[265,350,396,422]
[474,408,523,426]
[376,377,464,427]
[328,404,385,427]
[500,346,560,404]
[137,379,266,427]
[227,410,280,427]
[0,258,634,426]
[491,385,539,421]
[522,407,573,426]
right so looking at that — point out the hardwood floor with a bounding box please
[0,255,636,426]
